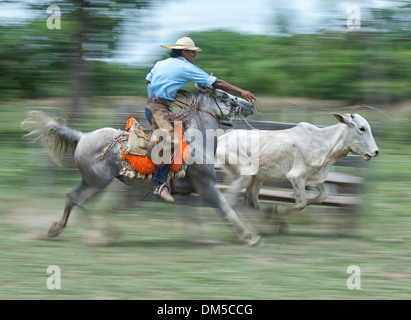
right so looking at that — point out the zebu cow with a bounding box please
[216,113,379,221]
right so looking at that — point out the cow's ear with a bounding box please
[333,113,354,126]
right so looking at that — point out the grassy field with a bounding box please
[1,98,411,300]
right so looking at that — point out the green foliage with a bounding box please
[190,30,411,101]
[0,0,149,100]
[89,62,150,97]
[2,6,411,101]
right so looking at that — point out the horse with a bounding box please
[22,85,262,246]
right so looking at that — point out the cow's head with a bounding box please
[333,113,379,160]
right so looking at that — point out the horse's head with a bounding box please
[195,84,255,119]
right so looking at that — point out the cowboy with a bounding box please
[145,36,256,202]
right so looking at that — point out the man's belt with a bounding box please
[148,95,173,109]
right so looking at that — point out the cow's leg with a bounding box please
[225,175,253,206]
[274,176,308,215]
[265,177,308,233]
[307,183,328,205]
[245,178,263,209]
[221,163,240,182]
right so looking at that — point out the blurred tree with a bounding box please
[2,2,411,104]
[6,0,149,116]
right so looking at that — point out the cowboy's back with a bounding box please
[146,56,216,101]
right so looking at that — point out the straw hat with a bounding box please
[161,37,203,52]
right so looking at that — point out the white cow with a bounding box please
[216,113,379,218]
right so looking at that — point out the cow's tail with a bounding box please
[21,111,83,166]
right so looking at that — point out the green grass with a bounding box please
[1,99,411,300]
[1,201,411,300]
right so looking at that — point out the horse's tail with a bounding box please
[21,110,83,166]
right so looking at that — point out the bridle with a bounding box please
[173,87,246,126]
[197,92,241,120]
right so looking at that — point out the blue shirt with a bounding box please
[146,56,217,101]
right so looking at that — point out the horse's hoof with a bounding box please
[242,233,263,247]
[48,221,63,238]
[252,237,265,247]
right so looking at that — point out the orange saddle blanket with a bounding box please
[120,118,189,177]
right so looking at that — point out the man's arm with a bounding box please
[212,79,256,104]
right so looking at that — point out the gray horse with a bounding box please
[22,85,261,246]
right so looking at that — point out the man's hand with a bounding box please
[213,79,256,104]
[240,90,256,104]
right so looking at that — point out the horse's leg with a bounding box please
[189,166,261,246]
[182,194,217,244]
[48,180,107,237]
[210,188,261,246]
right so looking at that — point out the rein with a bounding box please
[194,95,237,127]
[174,97,218,121]
[195,107,217,118]
[195,105,233,127]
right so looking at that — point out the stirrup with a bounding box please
[154,182,174,202]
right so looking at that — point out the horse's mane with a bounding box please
[172,89,199,126]
[172,84,221,127]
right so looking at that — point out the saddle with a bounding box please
[119,118,189,181]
